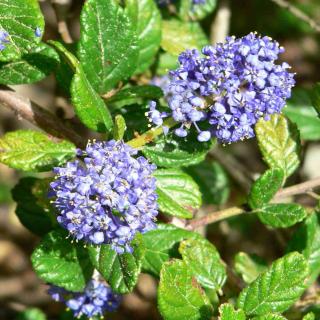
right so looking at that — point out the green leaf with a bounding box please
[252,315,287,320]
[105,85,163,104]
[158,259,213,320]
[143,131,213,168]
[248,168,285,209]
[0,0,44,62]
[157,52,178,75]
[185,161,229,205]
[287,213,320,284]
[88,235,144,294]
[0,43,59,85]
[237,252,309,316]
[179,0,217,21]
[310,83,320,117]
[142,223,200,277]
[257,203,306,228]
[161,19,207,56]
[48,41,78,69]
[71,65,113,132]
[179,238,226,290]
[284,89,320,141]
[31,229,93,292]
[234,252,268,284]
[303,312,315,320]
[154,168,202,219]
[255,114,300,177]
[0,130,76,172]
[218,304,246,320]
[113,115,127,141]
[134,0,161,74]
[16,308,46,320]
[49,41,114,132]
[78,0,139,94]
[12,177,56,236]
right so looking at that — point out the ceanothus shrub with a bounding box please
[0,0,319,320]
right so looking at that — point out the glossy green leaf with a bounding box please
[88,235,144,294]
[49,41,113,132]
[255,114,300,177]
[179,0,217,21]
[113,115,127,140]
[179,238,226,290]
[143,132,213,168]
[16,308,46,320]
[234,252,268,284]
[284,89,320,140]
[158,259,213,320]
[218,304,246,320]
[141,224,200,277]
[287,213,320,284]
[0,43,59,85]
[302,313,315,320]
[248,168,285,209]
[186,161,229,205]
[237,252,309,316]
[257,203,306,228]
[134,0,161,74]
[161,19,207,56]
[157,52,178,75]
[105,85,163,104]
[71,65,113,132]
[154,168,202,219]
[78,0,139,94]
[31,229,93,292]
[0,0,44,61]
[12,177,56,236]
[310,83,320,117]
[0,130,76,172]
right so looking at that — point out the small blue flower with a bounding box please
[149,33,295,144]
[48,279,121,318]
[35,27,42,38]
[0,30,10,51]
[50,140,158,253]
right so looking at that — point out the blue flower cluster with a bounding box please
[149,33,295,143]
[0,30,9,51]
[48,279,121,318]
[50,140,158,254]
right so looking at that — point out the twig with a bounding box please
[127,118,176,149]
[210,147,253,193]
[269,0,320,33]
[187,206,245,230]
[210,0,231,44]
[187,176,320,230]
[51,0,73,44]
[0,86,83,147]
[274,177,320,199]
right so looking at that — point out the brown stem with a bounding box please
[0,86,83,147]
[210,147,253,193]
[274,177,320,199]
[269,0,320,33]
[51,0,73,44]
[210,0,231,44]
[187,176,320,230]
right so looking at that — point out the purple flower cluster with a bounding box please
[0,30,10,51]
[50,140,158,254]
[149,33,295,143]
[48,279,121,318]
